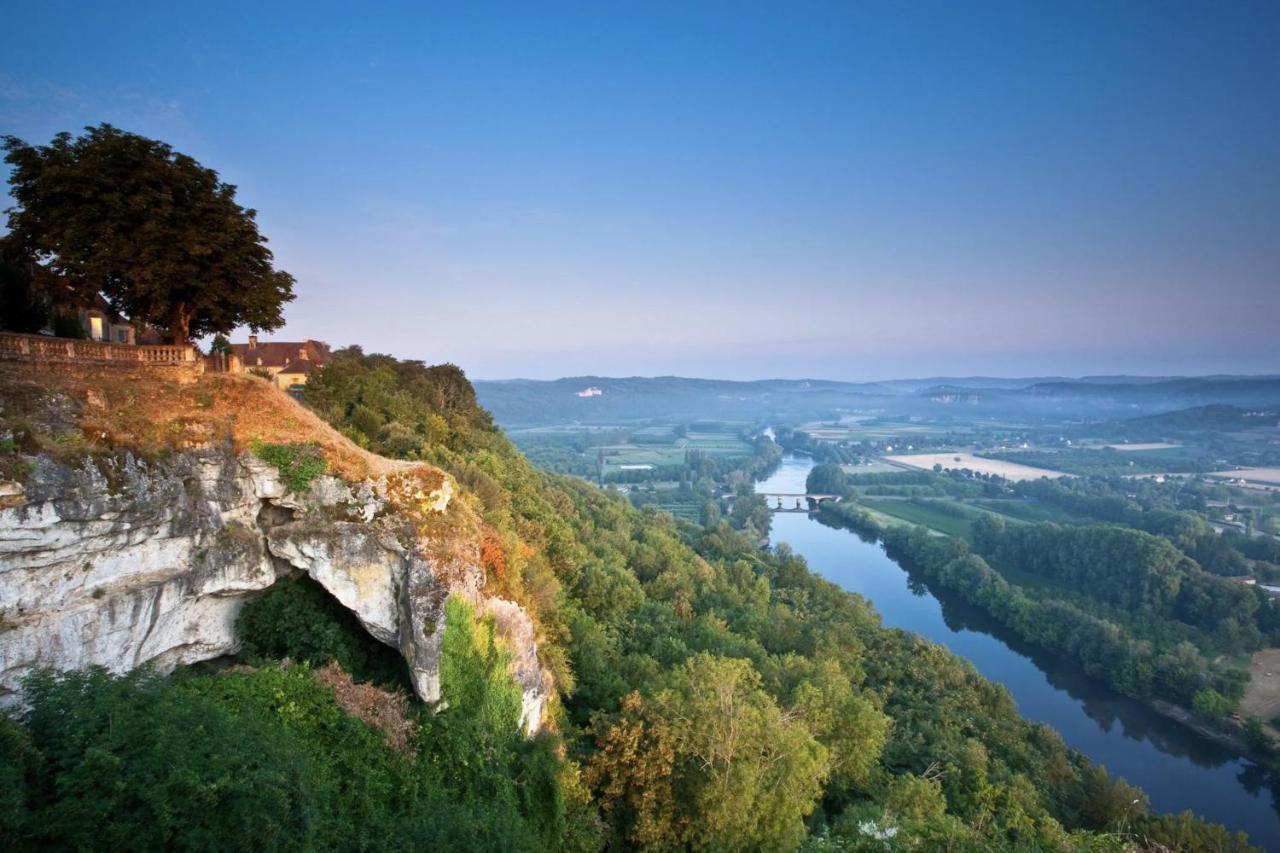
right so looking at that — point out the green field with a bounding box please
[507,421,756,478]
[599,429,754,475]
[842,460,908,474]
[971,499,1088,526]
[799,420,955,443]
[858,498,984,541]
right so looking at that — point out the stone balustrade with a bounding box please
[0,331,199,366]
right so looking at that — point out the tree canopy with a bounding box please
[2,124,294,342]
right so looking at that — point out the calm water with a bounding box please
[757,454,1280,849]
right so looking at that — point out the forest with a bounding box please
[0,351,1262,851]
[816,487,1278,732]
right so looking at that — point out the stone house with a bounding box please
[231,335,331,390]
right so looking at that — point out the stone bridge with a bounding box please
[758,493,843,512]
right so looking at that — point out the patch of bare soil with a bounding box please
[313,661,416,751]
[1240,648,1280,736]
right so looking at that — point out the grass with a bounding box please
[598,428,753,474]
[858,498,982,541]
[971,499,1087,526]
[0,363,433,485]
[250,441,328,493]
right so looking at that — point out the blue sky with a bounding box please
[3,1,1278,380]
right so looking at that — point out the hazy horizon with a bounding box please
[4,1,1278,379]
[470,370,1280,384]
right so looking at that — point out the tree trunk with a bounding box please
[167,302,190,344]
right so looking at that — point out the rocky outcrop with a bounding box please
[0,445,551,732]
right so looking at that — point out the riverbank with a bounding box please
[812,499,1272,765]
[755,453,1280,846]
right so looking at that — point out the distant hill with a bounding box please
[473,375,893,426]
[1018,377,1280,409]
[1116,404,1280,435]
[475,374,1280,428]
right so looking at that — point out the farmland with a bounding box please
[884,451,1068,481]
[858,498,982,540]
[1211,467,1280,486]
[1105,442,1183,451]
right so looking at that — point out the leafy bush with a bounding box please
[2,657,588,852]
[6,667,316,851]
[250,440,327,493]
[236,576,410,689]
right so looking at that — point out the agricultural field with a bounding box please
[506,420,757,480]
[885,452,1067,481]
[628,482,706,521]
[841,459,907,475]
[797,419,955,444]
[858,498,985,541]
[1105,442,1183,451]
[598,429,755,476]
[971,498,1088,526]
[1211,467,1280,486]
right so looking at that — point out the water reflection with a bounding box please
[758,454,1280,848]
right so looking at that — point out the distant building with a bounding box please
[577,386,603,397]
[231,335,330,390]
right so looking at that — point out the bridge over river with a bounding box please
[758,493,843,512]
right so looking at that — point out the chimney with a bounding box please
[248,334,258,350]
[299,346,308,360]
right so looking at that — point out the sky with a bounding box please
[2,1,1278,381]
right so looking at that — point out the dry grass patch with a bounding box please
[885,451,1068,481]
[313,661,416,751]
[1240,648,1280,737]
[0,363,428,482]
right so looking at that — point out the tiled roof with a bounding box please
[231,339,331,371]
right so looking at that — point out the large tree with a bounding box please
[2,124,294,343]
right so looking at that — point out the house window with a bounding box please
[89,316,104,341]
[116,329,128,343]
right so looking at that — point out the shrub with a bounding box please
[10,667,316,852]
[236,576,410,689]
[250,440,327,493]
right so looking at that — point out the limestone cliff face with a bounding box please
[0,445,551,732]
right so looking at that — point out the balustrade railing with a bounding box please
[0,332,197,366]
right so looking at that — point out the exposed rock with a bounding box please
[0,445,551,733]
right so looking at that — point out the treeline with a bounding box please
[303,345,494,458]
[819,501,1258,715]
[774,426,863,464]
[1013,478,1250,577]
[810,464,999,499]
[5,348,1258,850]
[302,352,1255,848]
[972,516,1271,646]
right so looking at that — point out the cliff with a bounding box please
[0,364,552,732]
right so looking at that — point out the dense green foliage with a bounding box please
[818,500,1259,714]
[303,346,493,458]
[1012,477,1252,575]
[3,349,1263,850]
[1,602,580,851]
[2,125,295,342]
[250,441,328,493]
[806,462,850,494]
[237,575,411,688]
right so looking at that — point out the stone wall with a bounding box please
[0,331,200,369]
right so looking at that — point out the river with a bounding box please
[757,453,1280,849]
